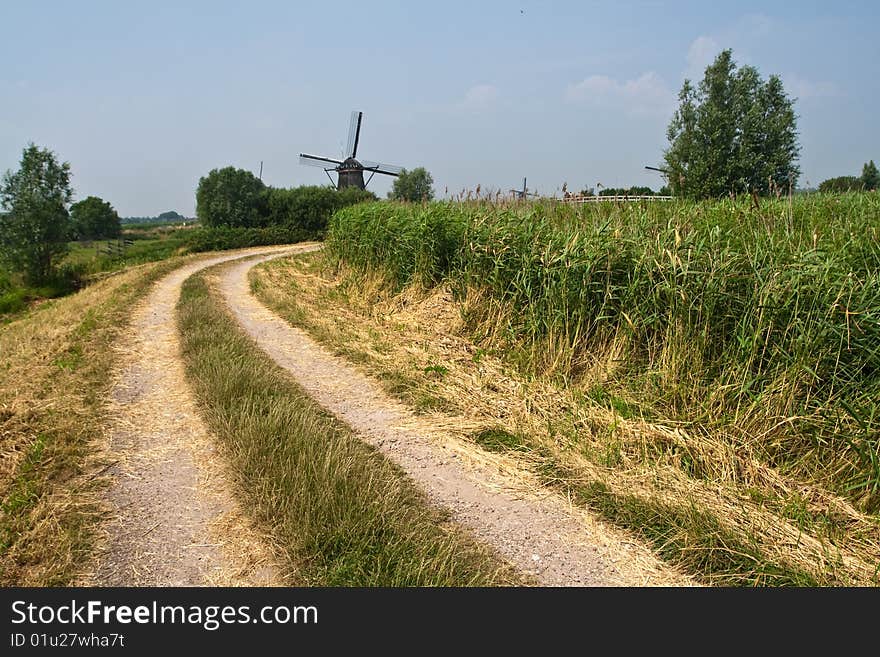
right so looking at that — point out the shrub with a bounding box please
[266,185,375,234]
[185,225,313,252]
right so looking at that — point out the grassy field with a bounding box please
[0,257,191,585]
[65,225,196,273]
[251,192,880,585]
[178,267,519,585]
[0,227,195,320]
[1,223,312,321]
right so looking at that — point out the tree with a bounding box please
[157,210,184,222]
[597,186,657,196]
[388,167,434,202]
[71,196,121,240]
[0,144,73,283]
[818,176,863,193]
[196,167,267,228]
[664,50,800,198]
[861,160,879,191]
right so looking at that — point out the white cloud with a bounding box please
[565,72,675,116]
[456,84,498,111]
[685,36,720,80]
[784,74,839,100]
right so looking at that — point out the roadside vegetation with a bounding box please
[0,257,190,584]
[177,267,518,585]
[0,144,373,321]
[251,191,880,585]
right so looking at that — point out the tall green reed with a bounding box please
[327,194,880,509]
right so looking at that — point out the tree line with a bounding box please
[817,161,879,193]
[195,167,376,230]
[121,210,190,225]
[0,144,122,283]
[577,185,670,197]
[1,147,436,289]
[195,165,436,230]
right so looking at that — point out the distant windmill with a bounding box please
[509,177,539,199]
[646,164,680,192]
[300,111,404,190]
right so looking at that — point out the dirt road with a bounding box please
[84,246,312,586]
[83,245,692,586]
[218,252,694,586]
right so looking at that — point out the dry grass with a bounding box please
[0,257,192,585]
[251,252,880,586]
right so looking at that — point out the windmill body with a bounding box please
[510,177,538,199]
[300,111,404,190]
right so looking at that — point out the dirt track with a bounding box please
[219,252,694,586]
[84,245,693,587]
[83,246,308,586]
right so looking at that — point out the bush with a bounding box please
[0,261,86,317]
[185,225,314,252]
[388,168,434,202]
[266,185,375,234]
[0,288,26,315]
[70,196,121,239]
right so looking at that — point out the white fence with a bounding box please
[562,195,673,204]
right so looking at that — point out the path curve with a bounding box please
[220,252,695,586]
[84,245,311,586]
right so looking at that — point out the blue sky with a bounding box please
[1,1,877,216]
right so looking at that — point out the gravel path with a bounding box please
[220,253,694,586]
[83,246,306,586]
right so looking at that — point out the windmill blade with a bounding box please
[300,153,343,168]
[360,160,403,176]
[346,111,363,158]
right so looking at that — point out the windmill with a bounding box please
[646,164,679,194]
[509,177,538,200]
[299,111,404,190]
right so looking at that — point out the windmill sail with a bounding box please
[510,177,538,198]
[299,153,343,168]
[360,159,403,176]
[346,111,363,159]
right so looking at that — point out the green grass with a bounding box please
[2,224,313,322]
[177,269,519,586]
[64,232,192,274]
[472,428,528,453]
[327,193,880,511]
[253,247,880,586]
[560,477,821,586]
